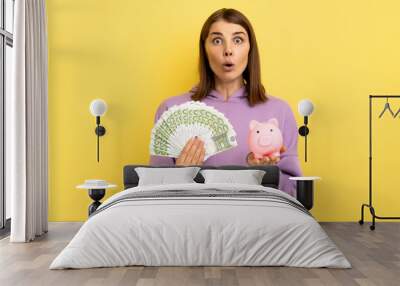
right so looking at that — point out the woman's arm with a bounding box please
[277,103,303,197]
[149,101,175,166]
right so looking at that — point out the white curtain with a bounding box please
[7,0,48,242]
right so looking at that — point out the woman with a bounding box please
[149,8,302,197]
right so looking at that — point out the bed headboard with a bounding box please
[123,165,280,189]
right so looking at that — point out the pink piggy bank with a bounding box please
[247,118,283,160]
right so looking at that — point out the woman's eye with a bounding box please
[212,38,222,45]
[234,37,243,44]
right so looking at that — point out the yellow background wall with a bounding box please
[47,0,400,221]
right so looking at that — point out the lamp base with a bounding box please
[298,126,309,136]
[95,126,106,136]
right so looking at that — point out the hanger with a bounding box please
[378,97,395,118]
[393,107,400,118]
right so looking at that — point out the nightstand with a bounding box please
[77,180,117,216]
[289,176,321,210]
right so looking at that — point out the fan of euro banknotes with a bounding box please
[150,101,238,160]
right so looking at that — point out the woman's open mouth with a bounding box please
[222,63,235,72]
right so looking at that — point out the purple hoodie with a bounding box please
[149,86,302,197]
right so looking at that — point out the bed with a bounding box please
[50,165,351,269]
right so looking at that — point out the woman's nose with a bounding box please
[224,50,233,56]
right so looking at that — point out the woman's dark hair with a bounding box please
[191,8,267,106]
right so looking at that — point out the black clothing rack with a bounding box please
[359,95,400,230]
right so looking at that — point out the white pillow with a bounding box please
[200,169,266,185]
[135,167,201,186]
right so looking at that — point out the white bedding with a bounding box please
[50,183,351,269]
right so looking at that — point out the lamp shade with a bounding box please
[89,99,107,116]
[298,99,314,116]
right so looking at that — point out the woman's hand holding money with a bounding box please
[176,136,205,166]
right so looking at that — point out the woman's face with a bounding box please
[205,20,250,84]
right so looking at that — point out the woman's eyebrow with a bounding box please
[209,31,246,36]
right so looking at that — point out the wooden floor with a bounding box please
[0,222,399,286]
